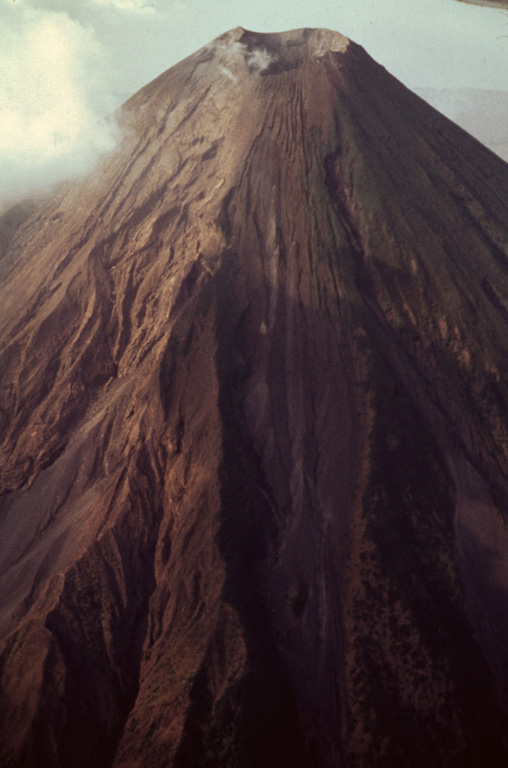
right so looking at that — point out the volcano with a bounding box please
[2,27,508,768]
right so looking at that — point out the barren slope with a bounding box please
[2,27,508,767]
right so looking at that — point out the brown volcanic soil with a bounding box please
[2,26,508,768]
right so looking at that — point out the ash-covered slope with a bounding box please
[2,26,508,768]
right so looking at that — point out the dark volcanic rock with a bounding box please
[2,26,508,768]
[455,0,508,6]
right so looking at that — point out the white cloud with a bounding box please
[0,1,118,209]
[88,0,156,15]
[211,37,277,76]
[244,46,274,74]
[1,0,507,214]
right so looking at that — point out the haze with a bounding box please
[1,0,507,208]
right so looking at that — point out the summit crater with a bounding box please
[206,27,351,76]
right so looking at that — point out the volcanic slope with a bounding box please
[2,26,508,768]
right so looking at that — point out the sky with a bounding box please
[1,0,508,207]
